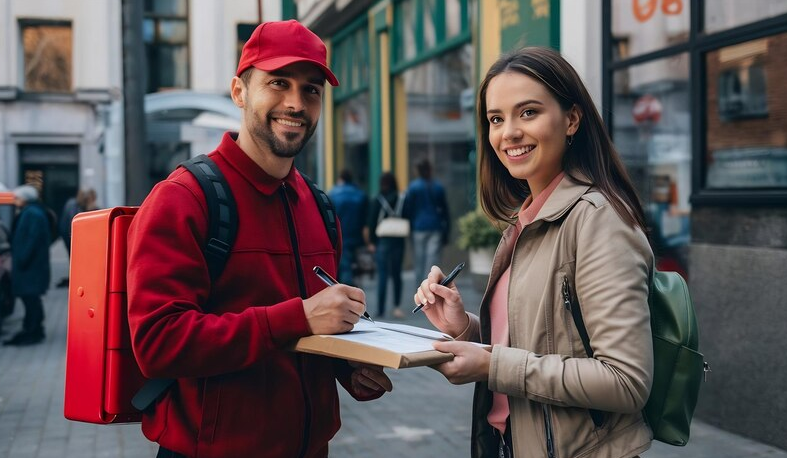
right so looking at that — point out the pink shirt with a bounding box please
[487,172,565,434]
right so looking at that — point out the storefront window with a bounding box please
[611,0,689,60]
[704,0,787,34]
[445,0,462,38]
[399,44,475,241]
[705,33,787,189]
[335,93,371,192]
[395,0,417,63]
[21,21,72,93]
[613,53,691,274]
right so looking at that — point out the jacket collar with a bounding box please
[215,132,301,197]
[527,171,593,225]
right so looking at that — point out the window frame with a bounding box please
[18,18,73,94]
[603,0,787,206]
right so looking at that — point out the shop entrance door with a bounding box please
[18,144,79,223]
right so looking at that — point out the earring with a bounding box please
[567,135,574,146]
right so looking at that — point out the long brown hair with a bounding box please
[476,47,646,231]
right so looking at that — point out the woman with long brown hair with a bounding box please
[415,47,654,457]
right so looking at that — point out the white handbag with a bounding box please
[375,194,410,238]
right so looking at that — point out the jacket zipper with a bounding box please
[561,276,575,356]
[278,183,311,458]
[542,403,556,458]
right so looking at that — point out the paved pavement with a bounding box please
[0,243,785,457]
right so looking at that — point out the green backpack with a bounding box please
[567,268,708,446]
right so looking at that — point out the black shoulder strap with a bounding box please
[564,279,607,429]
[300,172,338,250]
[179,154,238,281]
[132,154,237,413]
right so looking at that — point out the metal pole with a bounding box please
[121,0,150,205]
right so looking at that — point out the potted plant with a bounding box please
[457,210,501,275]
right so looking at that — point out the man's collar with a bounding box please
[216,132,300,196]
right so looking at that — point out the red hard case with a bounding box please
[64,207,146,424]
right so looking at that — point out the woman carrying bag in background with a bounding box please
[365,172,407,318]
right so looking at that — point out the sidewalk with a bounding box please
[0,243,784,457]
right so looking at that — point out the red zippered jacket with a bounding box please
[127,133,374,458]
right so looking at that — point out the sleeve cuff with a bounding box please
[455,312,481,342]
[257,297,311,347]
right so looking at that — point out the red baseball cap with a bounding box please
[236,20,339,87]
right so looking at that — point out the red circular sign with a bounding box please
[632,94,662,123]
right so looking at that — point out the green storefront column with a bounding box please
[499,0,560,51]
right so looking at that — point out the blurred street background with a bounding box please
[2,0,787,456]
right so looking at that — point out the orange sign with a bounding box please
[633,0,682,23]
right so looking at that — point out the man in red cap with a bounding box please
[127,20,391,458]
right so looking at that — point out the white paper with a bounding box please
[328,320,451,354]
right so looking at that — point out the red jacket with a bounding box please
[127,133,370,458]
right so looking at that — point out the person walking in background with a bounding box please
[57,187,98,288]
[328,169,367,285]
[4,185,51,346]
[365,172,406,319]
[414,47,654,457]
[403,158,450,284]
[126,20,391,458]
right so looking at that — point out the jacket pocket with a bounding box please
[198,377,221,446]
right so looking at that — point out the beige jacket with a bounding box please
[462,175,654,458]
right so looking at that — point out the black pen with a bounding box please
[412,262,466,314]
[312,266,374,323]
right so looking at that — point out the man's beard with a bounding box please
[250,110,316,159]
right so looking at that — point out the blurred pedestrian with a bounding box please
[329,169,367,285]
[403,158,450,283]
[365,172,406,318]
[56,187,98,287]
[415,47,654,458]
[0,183,12,331]
[4,185,51,346]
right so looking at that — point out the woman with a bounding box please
[365,172,406,318]
[415,47,654,457]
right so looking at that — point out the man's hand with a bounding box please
[302,284,367,335]
[349,361,392,397]
[431,341,492,385]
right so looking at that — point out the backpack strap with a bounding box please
[132,154,237,413]
[300,173,339,250]
[562,277,607,428]
[180,154,239,281]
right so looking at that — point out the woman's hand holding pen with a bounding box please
[413,265,470,338]
[303,284,366,335]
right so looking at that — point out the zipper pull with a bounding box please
[703,362,711,382]
[561,277,572,310]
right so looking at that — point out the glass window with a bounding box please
[704,0,787,34]
[423,0,437,49]
[335,93,371,192]
[395,0,417,63]
[144,0,187,16]
[144,1,188,92]
[705,33,787,189]
[400,44,476,243]
[332,23,369,99]
[21,21,72,93]
[613,53,691,272]
[611,0,689,60]
[445,0,462,38]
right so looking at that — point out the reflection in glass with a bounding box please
[158,20,188,44]
[705,33,787,189]
[446,0,461,38]
[22,24,73,92]
[396,0,417,63]
[145,0,187,16]
[336,93,371,192]
[423,0,437,49]
[611,0,689,60]
[704,0,787,34]
[613,53,690,275]
[400,44,475,245]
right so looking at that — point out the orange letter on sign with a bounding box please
[662,0,683,15]
[633,0,657,23]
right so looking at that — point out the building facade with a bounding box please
[296,0,787,450]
